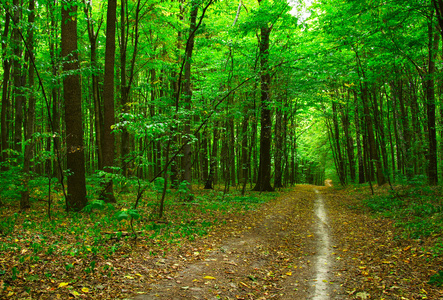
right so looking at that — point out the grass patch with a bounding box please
[362,183,443,241]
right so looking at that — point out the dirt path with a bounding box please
[133,185,345,300]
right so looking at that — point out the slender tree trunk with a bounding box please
[425,22,439,185]
[20,0,36,211]
[362,85,385,186]
[274,97,283,188]
[240,108,249,195]
[331,100,346,186]
[120,0,130,177]
[341,92,355,183]
[1,10,11,170]
[47,0,62,181]
[61,0,87,211]
[84,0,103,170]
[12,0,24,156]
[229,117,236,187]
[181,1,198,196]
[354,91,365,183]
[204,122,219,189]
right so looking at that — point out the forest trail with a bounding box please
[133,185,345,299]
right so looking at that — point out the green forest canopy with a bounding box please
[0,0,442,211]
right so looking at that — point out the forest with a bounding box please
[0,0,441,209]
[1,0,443,298]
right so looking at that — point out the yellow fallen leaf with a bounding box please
[7,291,14,296]
[203,276,216,280]
[124,275,134,279]
[81,287,89,293]
[58,282,69,288]
[286,272,292,276]
[71,291,80,296]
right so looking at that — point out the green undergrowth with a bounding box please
[361,179,443,254]
[0,183,277,290]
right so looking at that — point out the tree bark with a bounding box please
[181,1,198,196]
[253,20,274,192]
[425,22,439,185]
[12,0,24,156]
[101,0,117,202]
[1,10,11,170]
[204,122,219,189]
[61,0,87,211]
[274,96,283,188]
[84,0,103,170]
[20,0,36,211]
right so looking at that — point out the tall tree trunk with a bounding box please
[363,86,385,186]
[253,18,274,192]
[47,0,62,182]
[12,0,24,156]
[1,10,11,170]
[240,108,249,195]
[181,1,198,196]
[84,0,103,170]
[101,0,117,202]
[61,0,87,211]
[274,97,283,188]
[331,100,346,186]
[341,91,355,183]
[204,122,219,189]
[354,91,365,183]
[20,0,36,211]
[120,0,129,177]
[425,21,439,185]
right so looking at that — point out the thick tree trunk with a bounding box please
[101,0,117,202]
[61,0,87,211]
[253,23,274,192]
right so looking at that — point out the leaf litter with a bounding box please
[0,185,442,299]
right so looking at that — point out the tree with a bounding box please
[253,0,274,192]
[101,0,117,202]
[20,0,37,211]
[61,0,87,211]
[1,7,11,170]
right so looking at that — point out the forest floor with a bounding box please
[1,184,443,299]
[130,185,443,300]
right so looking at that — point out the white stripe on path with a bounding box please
[312,189,331,300]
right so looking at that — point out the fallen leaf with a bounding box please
[203,276,216,280]
[58,282,69,288]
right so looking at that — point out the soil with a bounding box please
[132,185,345,300]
